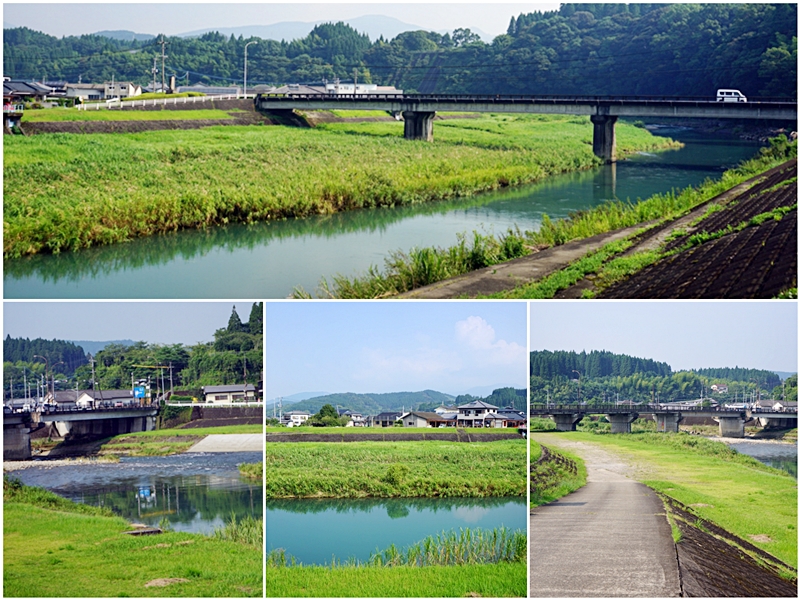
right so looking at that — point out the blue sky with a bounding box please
[3,301,254,345]
[530,301,798,373]
[3,2,560,38]
[266,301,527,399]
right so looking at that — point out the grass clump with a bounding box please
[3,475,113,517]
[238,462,263,479]
[213,514,263,548]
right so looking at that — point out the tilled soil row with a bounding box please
[21,113,269,135]
[663,495,797,597]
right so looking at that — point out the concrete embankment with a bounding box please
[187,433,263,453]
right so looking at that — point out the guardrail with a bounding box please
[77,93,256,111]
[3,103,25,113]
[165,400,263,407]
[529,402,798,414]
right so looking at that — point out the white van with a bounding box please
[717,89,747,103]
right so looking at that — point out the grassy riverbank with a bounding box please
[98,424,262,456]
[539,431,797,568]
[307,136,794,299]
[3,114,677,258]
[265,439,526,498]
[265,425,519,436]
[3,478,262,597]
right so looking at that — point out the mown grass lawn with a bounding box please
[4,502,262,597]
[4,114,678,258]
[541,431,797,568]
[98,424,262,456]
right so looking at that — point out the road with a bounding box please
[530,435,681,597]
[187,433,263,453]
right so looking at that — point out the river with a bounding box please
[725,440,797,478]
[266,496,526,565]
[3,128,761,299]
[7,452,263,534]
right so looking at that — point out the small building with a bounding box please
[711,384,729,394]
[340,409,367,427]
[402,411,449,428]
[434,404,459,415]
[64,83,106,102]
[3,80,53,103]
[76,389,135,408]
[202,384,257,404]
[104,81,142,99]
[372,411,401,427]
[484,411,527,429]
[282,410,310,427]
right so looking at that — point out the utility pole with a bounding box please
[244,41,257,96]
[152,57,158,92]
[159,35,168,93]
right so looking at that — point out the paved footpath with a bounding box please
[530,435,680,597]
[187,434,263,453]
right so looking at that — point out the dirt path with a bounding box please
[529,435,680,597]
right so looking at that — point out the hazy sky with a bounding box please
[3,301,256,345]
[530,301,798,373]
[266,301,527,399]
[3,2,560,38]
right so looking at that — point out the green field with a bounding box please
[3,114,678,258]
[21,108,241,122]
[536,431,798,568]
[3,480,262,597]
[265,425,519,435]
[265,439,526,498]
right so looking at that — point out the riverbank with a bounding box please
[265,439,526,498]
[265,426,522,442]
[3,478,262,597]
[320,135,795,299]
[532,431,798,570]
[3,114,678,258]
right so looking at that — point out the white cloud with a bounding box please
[455,316,526,365]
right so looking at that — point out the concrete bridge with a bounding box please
[4,406,158,460]
[530,403,798,437]
[255,93,797,163]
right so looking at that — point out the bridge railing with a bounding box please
[529,402,798,414]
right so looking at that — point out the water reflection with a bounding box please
[266,496,525,564]
[727,441,798,478]
[11,452,263,534]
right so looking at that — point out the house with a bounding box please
[76,389,135,408]
[484,411,527,429]
[711,384,729,394]
[104,81,142,99]
[202,384,256,404]
[64,83,107,102]
[772,400,797,412]
[456,400,498,427]
[340,409,367,427]
[372,411,402,427]
[402,411,449,428]
[3,80,53,103]
[434,404,459,415]
[282,410,310,427]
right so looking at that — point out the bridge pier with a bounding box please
[3,423,31,460]
[654,412,683,433]
[714,416,745,438]
[403,111,436,141]
[758,417,794,430]
[590,115,618,163]
[607,412,638,434]
[551,413,584,431]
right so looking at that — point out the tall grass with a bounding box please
[3,476,114,516]
[213,514,263,547]
[365,527,526,567]
[238,462,263,479]
[4,114,676,258]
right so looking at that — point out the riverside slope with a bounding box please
[529,435,680,597]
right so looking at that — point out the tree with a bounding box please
[227,305,245,333]
[247,302,263,335]
[318,404,339,419]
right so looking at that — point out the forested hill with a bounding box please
[530,349,792,405]
[3,336,88,375]
[5,3,796,97]
[287,387,526,415]
[285,390,456,415]
[530,350,671,379]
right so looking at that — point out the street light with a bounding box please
[244,41,257,97]
[572,370,582,404]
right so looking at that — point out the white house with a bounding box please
[202,384,256,404]
[283,410,310,427]
[104,81,142,99]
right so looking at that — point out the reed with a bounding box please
[213,514,263,548]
